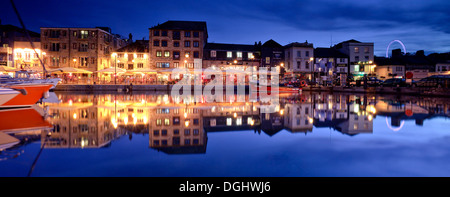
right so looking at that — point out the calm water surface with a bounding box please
[1,91,450,177]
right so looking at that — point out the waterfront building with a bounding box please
[0,23,41,70]
[259,39,284,75]
[374,56,405,80]
[283,94,314,133]
[313,47,349,86]
[333,39,375,80]
[148,21,208,84]
[284,41,314,81]
[109,40,151,84]
[40,27,127,83]
[202,42,260,84]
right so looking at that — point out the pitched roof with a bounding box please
[284,41,313,48]
[204,43,257,51]
[262,39,282,48]
[149,20,207,31]
[0,24,40,38]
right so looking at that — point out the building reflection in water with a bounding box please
[2,92,449,156]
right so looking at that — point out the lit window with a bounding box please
[248,52,253,59]
[227,51,232,58]
[237,52,242,58]
[226,118,232,126]
[164,51,170,57]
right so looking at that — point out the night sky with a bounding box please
[1,0,449,56]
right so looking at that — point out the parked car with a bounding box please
[380,78,409,87]
[412,75,450,88]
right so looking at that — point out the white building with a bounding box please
[284,41,314,80]
[334,39,375,79]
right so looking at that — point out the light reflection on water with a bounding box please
[1,91,450,177]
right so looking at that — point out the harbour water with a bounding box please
[1,91,450,177]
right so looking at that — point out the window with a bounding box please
[365,56,369,61]
[153,140,159,145]
[161,140,167,146]
[73,31,77,37]
[128,64,133,70]
[91,43,95,49]
[193,32,199,37]
[305,61,310,69]
[396,67,403,72]
[355,56,359,62]
[248,52,253,59]
[153,40,159,46]
[354,47,359,53]
[91,58,96,65]
[153,31,160,36]
[184,129,190,135]
[227,51,232,58]
[79,57,88,67]
[164,51,170,57]
[226,118,232,126]
[49,30,60,38]
[137,63,143,68]
[173,51,180,60]
[185,31,191,37]
[193,51,199,58]
[156,51,162,57]
[305,51,309,57]
[237,52,242,59]
[211,50,216,57]
[73,43,77,49]
[50,43,60,51]
[185,139,190,145]
[173,31,180,40]
[173,117,180,125]
[266,57,270,64]
[193,119,199,125]
[173,62,179,68]
[297,61,300,69]
[153,130,159,136]
[184,41,190,47]
[305,107,309,114]
[51,57,60,67]
[164,118,170,126]
[185,51,190,58]
[193,41,199,47]
[193,129,199,135]
[137,54,144,59]
[364,47,369,53]
[161,130,167,136]
[79,43,88,52]
[173,137,180,145]
[173,42,180,47]
[161,31,167,36]
[161,40,167,47]
[173,129,179,135]
[297,51,301,57]
[118,63,124,68]
[80,30,88,39]
[156,62,170,68]
[193,139,199,145]
[156,119,162,126]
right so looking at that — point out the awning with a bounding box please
[49,67,93,74]
[95,67,126,73]
[0,66,19,72]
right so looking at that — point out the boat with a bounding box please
[0,70,61,90]
[250,80,301,93]
[0,83,53,109]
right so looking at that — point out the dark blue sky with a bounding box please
[1,0,449,56]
